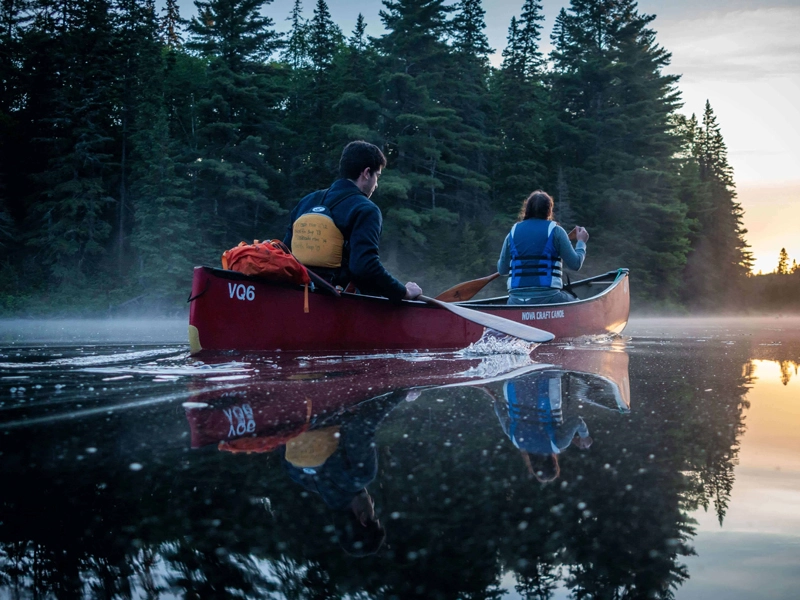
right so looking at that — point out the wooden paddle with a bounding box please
[435,272,500,302]
[417,295,554,343]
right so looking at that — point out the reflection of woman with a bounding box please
[280,391,404,556]
[497,190,589,305]
[494,371,592,482]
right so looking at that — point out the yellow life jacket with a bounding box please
[291,189,360,268]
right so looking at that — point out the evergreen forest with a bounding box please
[0,0,762,314]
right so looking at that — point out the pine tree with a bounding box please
[451,0,492,63]
[373,0,472,281]
[0,0,31,114]
[281,0,345,194]
[186,0,286,252]
[328,13,382,149]
[281,0,308,69]
[517,0,544,78]
[447,0,495,221]
[27,0,119,286]
[491,0,549,220]
[549,0,690,304]
[160,0,182,48]
[349,12,366,51]
[0,0,32,261]
[682,101,752,305]
[125,0,195,299]
[776,248,789,275]
[307,0,341,70]
[115,0,166,277]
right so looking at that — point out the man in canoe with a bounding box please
[497,190,589,305]
[284,141,422,302]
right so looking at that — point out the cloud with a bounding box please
[657,7,800,81]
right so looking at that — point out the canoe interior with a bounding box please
[459,269,628,307]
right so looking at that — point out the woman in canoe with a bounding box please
[497,190,589,305]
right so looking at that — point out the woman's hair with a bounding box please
[518,190,554,222]
[522,451,561,483]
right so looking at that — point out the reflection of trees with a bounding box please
[164,541,274,599]
[779,360,797,386]
[514,560,560,600]
[0,342,764,600]
[676,353,750,528]
[1,542,70,599]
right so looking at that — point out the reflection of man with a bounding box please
[494,371,592,482]
[279,391,404,556]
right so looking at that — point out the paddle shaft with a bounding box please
[435,272,500,302]
[417,295,554,344]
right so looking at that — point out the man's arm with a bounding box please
[347,204,408,302]
[554,226,586,271]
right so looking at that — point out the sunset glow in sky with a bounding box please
[178,0,800,273]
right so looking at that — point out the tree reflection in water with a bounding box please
[0,339,776,599]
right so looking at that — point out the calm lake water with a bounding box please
[1,317,799,599]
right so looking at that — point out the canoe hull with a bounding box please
[188,267,629,354]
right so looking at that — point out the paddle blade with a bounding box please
[435,273,500,302]
[419,296,554,343]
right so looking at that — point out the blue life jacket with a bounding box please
[502,374,564,454]
[508,220,562,290]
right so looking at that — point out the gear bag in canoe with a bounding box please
[221,239,312,312]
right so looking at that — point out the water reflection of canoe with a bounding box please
[184,346,630,452]
[188,266,629,354]
[184,354,547,450]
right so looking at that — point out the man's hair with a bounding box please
[339,141,387,180]
[518,190,554,222]
[332,509,386,557]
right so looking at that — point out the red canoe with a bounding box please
[187,267,629,354]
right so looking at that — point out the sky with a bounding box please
[175,0,800,274]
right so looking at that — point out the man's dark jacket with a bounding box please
[283,179,407,302]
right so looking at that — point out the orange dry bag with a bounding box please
[221,240,312,312]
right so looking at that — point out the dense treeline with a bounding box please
[0,0,753,313]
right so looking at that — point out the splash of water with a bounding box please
[458,330,536,356]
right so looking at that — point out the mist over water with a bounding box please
[2,315,798,347]
[0,318,187,345]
